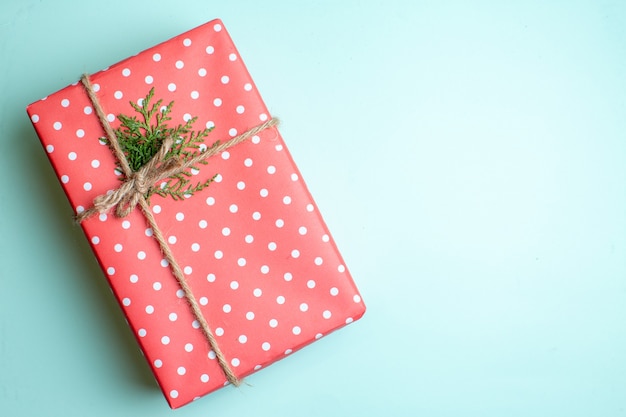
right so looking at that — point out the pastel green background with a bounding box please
[1,1,625,416]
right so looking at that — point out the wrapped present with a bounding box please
[26,19,365,408]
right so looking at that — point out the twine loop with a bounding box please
[78,73,279,387]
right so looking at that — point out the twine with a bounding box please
[78,73,279,387]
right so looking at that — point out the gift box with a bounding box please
[26,19,365,408]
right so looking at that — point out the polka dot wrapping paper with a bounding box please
[26,19,365,409]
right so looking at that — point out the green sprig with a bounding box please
[103,87,215,202]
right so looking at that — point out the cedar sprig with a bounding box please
[104,87,216,201]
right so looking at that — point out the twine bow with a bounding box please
[78,74,279,386]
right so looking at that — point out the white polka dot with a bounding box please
[138,328,146,337]
[130,274,138,283]
[259,188,269,198]
[183,113,192,122]
[207,273,216,282]
[191,90,199,99]
[223,304,232,313]
[231,358,240,367]
[215,174,223,183]
[198,68,207,77]
[93,84,100,92]
[283,272,293,281]
[276,295,285,305]
[246,311,255,320]
[229,281,239,290]
[221,151,230,160]
[236,105,245,114]
[114,91,123,99]
[300,303,308,312]
[315,257,323,265]
[259,113,268,121]
[251,135,261,144]
[346,317,354,324]
[268,242,277,251]
[208,351,216,359]
[114,243,123,252]
[61,99,70,107]
[229,53,237,61]
[153,282,162,291]
[214,250,223,259]
[137,98,144,107]
[262,342,271,351]
[292,326,301,335]
[245,234,254,243]
[107,114,115,122]
[168,83,176,92]
[213,23,222,32]
[244,158,253,167]
[106,267,115,275]
[122,68,131,77]
[144,75,153,84]
[174,212,184,221]
[238,258,247,267]
[214,98,222,107]
[31,114,40,123]
[253,288,262,297]
[200,374,209,383]
[291,249,300,258]
[322,234,330,242]
[170,390,178,399]
[175,60,184,69]
[307,204,315,212]
[283,196,291,205]
[199,219,208,228]
[298,226,307,235]
[260,265,270,274]
[267,165,276,174]
[338,265,346,273]
[244,83,252,91]
[238,335,247,344]
[176,289,184,298]
[146,305,155,314]
[184,266,192,275]
[221,75,229,84]
[167,235,177,244]
[91,159,100,168]
[275,219,284,228]
[206,45,215,54]
[61,175,69,184]
[161,259,169,267]
[84,106,92,115]
[353,294,362,303]
[185,343,194,352]
[183,37,191,46]
[235,181,246,191]
[291,173,299,181]
[68,152,77,161]
[76,206,84,214]
[154,359,162,368]
[206,196,215,206]
[152,53,161,62]
[228,128,238,137]
[275,144,283,151]
[176,366,186,376]
[91,236,100,245]
[229,204,238,213]
[330,287,339,296]
[98,213,107,222]
[191,243,200,252]
[153,205,161,214]
[323,310,332,319]
[199,297,208,306]
[45,144,54,153]
[169,312,177,322]
[215,328,224,336]
[269,318,278,328]
[137,251,146,260]
[315,333,323,339]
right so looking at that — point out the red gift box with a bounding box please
[26,19,365,408]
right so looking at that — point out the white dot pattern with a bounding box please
[25,18,365,410]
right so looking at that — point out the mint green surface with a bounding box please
[2,1,625,416]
